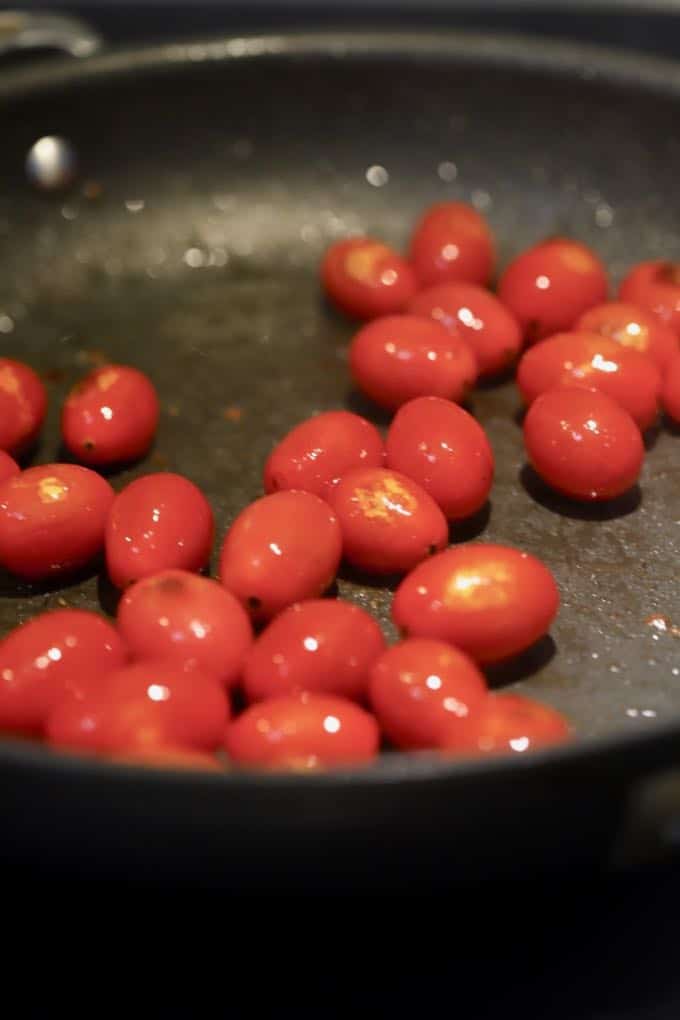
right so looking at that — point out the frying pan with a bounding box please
[1,13,680,891]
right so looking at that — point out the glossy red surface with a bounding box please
[107,746,223,772]
[0,450,19,485]
[577,301,678,371]
[0,358,47,455]
[321,236,417,319]
[662,354,680,424]
[619,260,680,337]
[409,202,495,288]
[441,692,571,755]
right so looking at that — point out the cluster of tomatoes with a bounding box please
[0,200,678,774]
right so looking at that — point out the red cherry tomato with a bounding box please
[577,302,678,371]
[61,364,159,466]
[0,464,114,581]
[368,638,488,750]
[441,692,570,755]
[106,473,214,589]
[409,202,495,288]
[327,467,448,576]
[219,490,342,622]
[662,354,680,424]
[108,746,223,772]
[619,260,680,337]
[0,450,19,485]
[409,282,522,378]
[516,331,661,431]
[224,692,379,770]
[0,358,47,455]
[117,569,253,689]
[47,697,169,755]
[498,237,608,343]
[524,387,644,502]
[392,543,559,664]
[385,396,494,520]
[242,599,386,703]
[349,314,477,411]
[321,236,417,320]
[263,410,385,500]
[0,608,126,733]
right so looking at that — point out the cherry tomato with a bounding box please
[61,363,159,466]
[524,386,644,502]
[224,692,379,770]
[47,697,169,754]
[0,358,47,455]
[619,260,680,337]
[409,202,495,288]
[327,467,448,576]
[219,490,342,622]
[385,396,494,520]
[392,543,559,664]
[516,331,661,431]
[263,410,385,500]
[440,692,570,755]
[662,353,680,424]
[577,301,678,371]
[0,464,114,581]
[321,236,417,320]
[368,638,487,750]
[498,237,608,342]
[242,599,386,703]
[106,472,214,589]
[349,314,477,411]
[0,451,19,485]
[108,747,223,772]
[117,569,253,689]
[0,608,126,733]
[409,282,521,378]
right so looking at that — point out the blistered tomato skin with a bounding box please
[328,467,448,576]
[368,639,488,750]
[106,473,214,589]
[409,282,522,378]
[619,260,680,337]
[392,543,560,664]
[219,490,342,622]
[0,464,114,581]
[385,397,494,520]
[409,202,495,288]
[577,302,678,371]
[321,237,417,320]
[663,355,680,424]
[117,569,253,689]
[0,609,126,733]
[441,692,570,755]
[61,364,160,466]
[349,314,477,411]
[263,410,385,500]
[0,358,47,455]
[498,238,608,343]
[524,387,644,502]
[224,692,379,770]
[516,331,661,431]
[243,599,386,703]
[0,451,19,485]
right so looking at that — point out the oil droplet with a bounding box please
[0,314,14,334]
[124,199,145,213]
[366,165,389,187]
[183,248,205,268]
[595,204,614,228]
[438,161,458,182]
[471,189,491,211]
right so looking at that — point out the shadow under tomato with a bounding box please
[450,501,491,544]
[520,464,642,521]
[55,441,151,480]
[0,559,102,599]
[97,572,122,617]
[663,413,680,437]
[344,388,392,429]
[484,634,557,689]
[513,404,527,428]
[643,422,661,452]
[337,562,404,593]
[474,363,519,389]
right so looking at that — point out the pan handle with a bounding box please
[611,769,680,869]
[0,10,101,59]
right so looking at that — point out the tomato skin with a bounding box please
[662,354,680,424]
[440,692,570,754]
[516,331,661,431]
[224,692,379,769]
[409,202,495,288]
[321,237,417,320]
[219,491,342,623]
[117,569,253,689]
[327,467,448,576]
[392,543,559,664]
[385,396,494,520]
[524,387,643,502]
[106,473,214,589]
[243,599,386,703]
[349,314,477,411]
[498,237,608,342]
[61,364,159,466]
[0,464,114,581]
[577,302,678,371]
[263,410,385,500]
[409,282,522,378]
[619,260,680,337]
[108,747,223,772]
[0,609,127,733]
[368,638,487,750]
[0,358,47,455]
[0,451,19,485]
